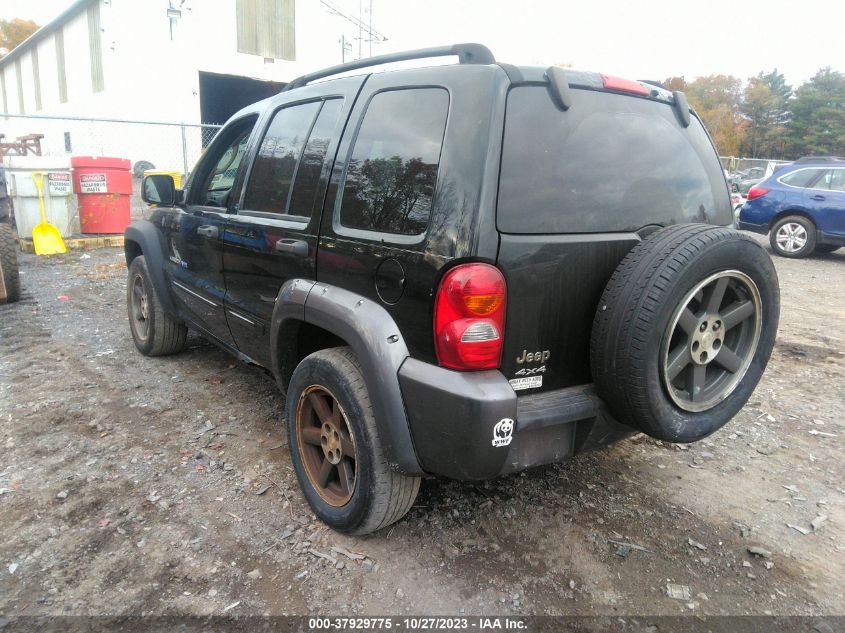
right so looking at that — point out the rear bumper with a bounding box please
[398,358,634,480]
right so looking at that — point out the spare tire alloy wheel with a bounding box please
[591,224,779,443]
[662,270,762,412]
[295,385,357,507]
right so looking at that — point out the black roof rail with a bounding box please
[282,43,495,92]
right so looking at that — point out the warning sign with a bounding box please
[47,172,71,196]
[79,173,108,194]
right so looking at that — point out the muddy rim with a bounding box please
[296,385,357,507]
[130,273,150,342]
[662,270,762,413]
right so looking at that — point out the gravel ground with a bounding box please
[0,241,843,618]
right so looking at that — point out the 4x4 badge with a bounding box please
[492,418,514,447]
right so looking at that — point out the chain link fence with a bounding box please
[1,113,222,177]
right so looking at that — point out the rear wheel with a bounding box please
[0,223,20,304]
[287,347,420,534]
[127,256,187,356]
[770,215,816,258]
[591,224,780,442]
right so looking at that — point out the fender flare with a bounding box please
[270,279,424,476]
[124,220,178,316]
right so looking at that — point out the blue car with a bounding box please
[738,159,845,258]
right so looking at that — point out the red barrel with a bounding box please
[71,156,132,234]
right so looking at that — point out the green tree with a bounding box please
[740,69,791,158]
[785,67,845,157]
[0,18,39,57]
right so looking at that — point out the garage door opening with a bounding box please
[199,71,285,126]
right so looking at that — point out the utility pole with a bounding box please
[368,0,373,57]
[339,34,352,62]
[358,0,363,59]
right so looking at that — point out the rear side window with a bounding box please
[780,169,823,188]
[829,169,845,192]
[243,100,322,215]
[288,99,344,217]
[497,87,731,234]
[338,88,449,236]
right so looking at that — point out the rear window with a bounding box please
[497,87,731,234]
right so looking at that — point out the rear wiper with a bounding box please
[672,91,691,128]
[545,66,573,111]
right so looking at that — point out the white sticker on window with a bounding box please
[509,376,542,391]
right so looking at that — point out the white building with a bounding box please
[0,0,382,171]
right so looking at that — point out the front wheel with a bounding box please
[770,215,816,258]
[591,224,780,443]
[127,255,187,356]
[286,347,420,534]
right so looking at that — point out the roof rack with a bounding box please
[793,156,845,164]
[282,43,495,91]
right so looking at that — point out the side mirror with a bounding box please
[141,174,177,206]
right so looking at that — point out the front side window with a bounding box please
[338,88,449,236]
[196,116,257,207]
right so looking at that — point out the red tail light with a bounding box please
[601,74,650,96]
[434,263,507,371]
[747,186,770,201]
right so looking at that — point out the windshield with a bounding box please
[497,87,732,234]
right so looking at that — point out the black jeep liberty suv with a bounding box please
[126,44,779,534]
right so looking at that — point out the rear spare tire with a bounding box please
[591,224,779,442]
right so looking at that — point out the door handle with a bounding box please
[810,195,826,201]
[275,238,309,257]
[197,225,218,238]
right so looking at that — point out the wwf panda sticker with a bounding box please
[492,418,514,447]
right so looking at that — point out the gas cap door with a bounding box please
[375,258,406,304]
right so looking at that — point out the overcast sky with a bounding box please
[4,0,844,86]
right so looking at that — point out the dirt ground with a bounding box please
[0,239,843,619]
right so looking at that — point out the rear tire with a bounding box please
[287,347,420,534]
[769,215,816,258]
[591,224,779,442]
[127,255,187,356]
[0,223,20,304]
